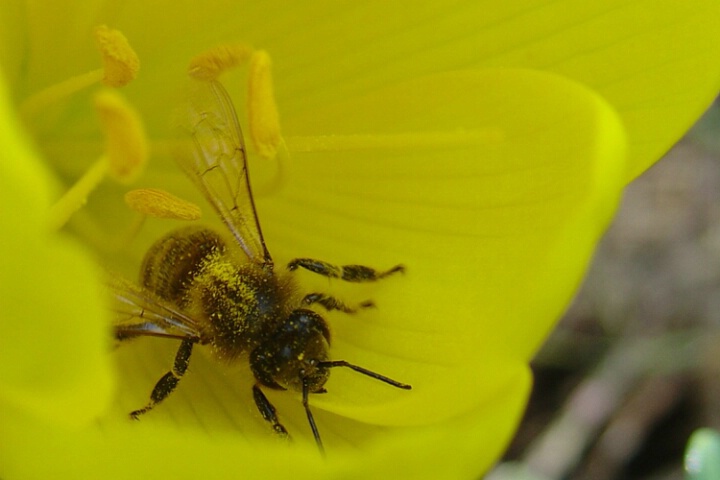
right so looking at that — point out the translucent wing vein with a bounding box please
[108,276,203,341]
[175,79,272,267]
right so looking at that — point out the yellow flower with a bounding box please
[1,1,719,479]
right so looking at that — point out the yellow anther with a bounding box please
[248,50,281,159]
[94,89,148,183]
[124,188,202,220]
[186,45,282,159]
[187,43,254,80]
[20,26,139,118]
[49,91,147,230]
[93,25,140,87]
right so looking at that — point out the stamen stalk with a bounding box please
[20,69,104,118]
[48,155,109,231]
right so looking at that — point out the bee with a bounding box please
[109,79,410,453]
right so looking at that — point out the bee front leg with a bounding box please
[252,385,289,438]
[130,339,194,419]
[287,258,404,282]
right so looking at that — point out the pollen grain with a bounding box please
[93,25,140,88]
[125,188,202,221]
[94,89,148,183]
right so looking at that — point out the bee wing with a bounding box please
[175,79,272,267]
[108,276,203,342]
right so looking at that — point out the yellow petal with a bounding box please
[261,0,720,182]
[88,69,625,477]
[0,2,663,477]
[1,358,529,479]
[0,73,114,426]
[16,2,717,185]
[84,1,698,183]
[274,68,625,365]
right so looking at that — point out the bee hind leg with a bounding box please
[130,339,194,419]
[287,258,404,282]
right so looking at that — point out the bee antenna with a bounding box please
[302,378,325,456]
[317,360,412,390]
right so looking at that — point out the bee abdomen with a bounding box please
[140,226,227,304]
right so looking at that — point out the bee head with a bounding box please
[250,309,331,392]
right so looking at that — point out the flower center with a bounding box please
[44,38,287,236]
[47,88,148,231]
[21,25,145,233]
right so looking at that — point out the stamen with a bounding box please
[252,138,289,197]
[187,45,282,161]
[48,156,109,231]
[66,209,147,253]
[20,26,139,118]
[19,70,104,119]
[48,91,147,231]
[124,188,201,220]
[187,43,254,81]
[94,90,148,183]
[93,25,140,88]
[248,50,281,160]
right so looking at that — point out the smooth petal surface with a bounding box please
[23,0,711,182]
[0,74,114,428]
[9,0,719,478]
[1,367,528,479]
[1,66,624,478]
[83,69,624,478]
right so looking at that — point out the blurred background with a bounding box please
[491,100,720,480]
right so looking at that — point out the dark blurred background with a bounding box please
[491,100,720,480]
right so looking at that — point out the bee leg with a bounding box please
[302,292,375,313]
[302,378,325,455]
[287,258,404,283]
[130,339,194,419]
[252,385,289,438]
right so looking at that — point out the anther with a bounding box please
[93,25,140,87]
[187,45,282,160]
[248,50,281,160]
[21,26,139,118]
[47,91,147,231]
[124,188,202,220]
[94,89,148,183]
[187,43,254,81]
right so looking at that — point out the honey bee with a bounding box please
[109,79,410,453]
